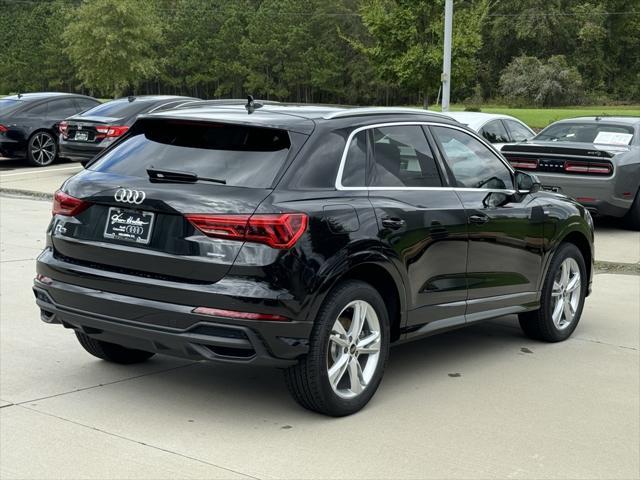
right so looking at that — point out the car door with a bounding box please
[429,125,545,320]
[354,124,468,331]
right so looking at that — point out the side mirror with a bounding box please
[515,170,541,194]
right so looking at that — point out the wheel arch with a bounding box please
[308,253,408,343]
[560,230,593,281]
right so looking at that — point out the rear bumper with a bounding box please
[535,171,635,218]
[35,250,312,366]
[59,141,103,162]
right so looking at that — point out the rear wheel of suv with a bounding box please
[284,280,390,416]
[27,131,57,167]
[519,243,587,342]
[75,332,155,364]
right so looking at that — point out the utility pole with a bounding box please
[441,0,453,112]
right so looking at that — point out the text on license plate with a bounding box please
[103,207,155,244]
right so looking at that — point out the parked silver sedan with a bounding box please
[441,112,535,149]
[501,116,640,229]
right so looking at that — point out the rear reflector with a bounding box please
[96,125,129,138]
[52,190,90,216]
[35,274,52,284]
[508,157,539,170]
[186,213,308,249]
[192,306,289,322]
[564,161,612,175]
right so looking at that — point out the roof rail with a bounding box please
[174,99,281,110]
[322,107,448,120]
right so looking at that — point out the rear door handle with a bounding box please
[468,214,490,225]
[381,217,406,229]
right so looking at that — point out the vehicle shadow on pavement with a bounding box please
[88,315,529,421]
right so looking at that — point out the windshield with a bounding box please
[88,120,292,188]
[79,99,149,119]
[0,99,22,115]
[536,122,635,145]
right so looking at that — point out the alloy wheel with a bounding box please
[551,257,582,330]
[30,133,56,166]
[327,300,381,399]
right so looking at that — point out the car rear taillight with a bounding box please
[192,306,289,322]
[52,190,90,216]
[185,213,308,249]
[508,157,538,170]
[0,124,8,133]
[96,125,129,138]
[564,161,612,175]
[58,121,68,138]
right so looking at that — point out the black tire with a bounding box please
[27,130,58,167]
[75,331,155,364]
[624,190,640,231]
[519,243,587,342]
[284,280,390,416]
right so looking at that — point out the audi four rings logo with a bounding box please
[114,188,146,204]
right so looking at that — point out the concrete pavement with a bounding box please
[0,195,638,479]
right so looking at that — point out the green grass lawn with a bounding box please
[449,104,640,129]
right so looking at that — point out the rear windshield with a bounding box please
[88,120,292,188]
[79,99,149,119]
[0,99,21,115]
[536,122,635,145]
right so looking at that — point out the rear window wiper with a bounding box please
[147,167,226,185]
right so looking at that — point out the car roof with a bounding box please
[440,111,518,130]
[145,103,456,135]
[2,92,94,101]
[107,95,197,104]
[549,116,640,126]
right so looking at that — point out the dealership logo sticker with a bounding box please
[114,188,146,205]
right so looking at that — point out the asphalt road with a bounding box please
[0,172,639,478]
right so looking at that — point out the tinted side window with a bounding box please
[432,126,513,190]
[505,120,533,142]
[25,102,48,116]
[76,98,99,112]
[370,126,442,187]
[341,130,367,187]
[480,120,509,143]
[49,99,79,118]
[289,132,345,189]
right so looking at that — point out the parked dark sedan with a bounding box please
[58,95,198,164]
[0,92,100,166]
[35,103,594,416]
[501,116,640,229]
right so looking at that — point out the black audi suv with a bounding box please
[0,92,100,166]
[34,103,594,416]
[58,95,198,164]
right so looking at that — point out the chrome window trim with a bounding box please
[335,121,516,191]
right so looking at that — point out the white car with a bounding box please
[442,112,535,150]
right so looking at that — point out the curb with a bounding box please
[0,187,53,200]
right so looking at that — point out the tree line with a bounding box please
[1,0,638,106]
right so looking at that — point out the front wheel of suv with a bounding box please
[75,332,155,364]
[284,280,390,416]
[519,243,587,342]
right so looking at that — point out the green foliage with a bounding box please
[500,56,584,107]
[63,0,162,97]
[0,0,638,104]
